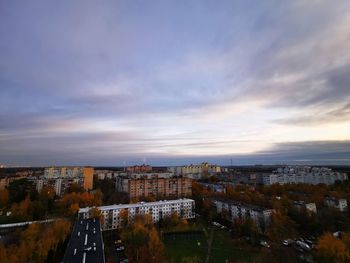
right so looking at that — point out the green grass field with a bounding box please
[164,227,261,263]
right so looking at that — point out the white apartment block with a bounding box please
[79,199,195,230]
[293,201,317,214]
[263,166,347,186]
[213,200,274,227]
[324,197,348,212]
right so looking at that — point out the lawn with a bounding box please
[163,231,207,262]
[164,227,261,263]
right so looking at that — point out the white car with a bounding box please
[260,240,270,248]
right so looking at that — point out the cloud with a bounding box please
[1,1,350,165]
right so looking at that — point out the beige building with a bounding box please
[116,175,192,201]
[170,162,221,179]
[31,167,94,196]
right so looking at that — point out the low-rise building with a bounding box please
[116,175,192,201]
[293,201,317,214]
[324,197,348,211]
[79,199,195,230]
[213,200,274,227]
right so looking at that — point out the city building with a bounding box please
[63,218,105,263]
[324,197,348,211]
[199,183,226,193]
[116,175,192,201]
[263,166,347,186]
[30,167,94,196]
[213,200,274,227]
[293,201,317,214]
[126,165,152,173]
[169,162,221,179]
[79,199,195,230]
[94,170,117,180]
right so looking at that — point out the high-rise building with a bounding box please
[116,175,192,201]
[30,167,94,196]
[169,162,221,179]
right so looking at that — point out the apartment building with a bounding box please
[79,199,195,230]
[169,162,221,179]
[324,197,348,211]
[214,200,274,227]
[263,166,347,186]
[126,165,152,173]
[116,175,192,200]
[30,167,94,196]
[293,201,317,214]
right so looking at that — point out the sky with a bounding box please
[1,0,350,166]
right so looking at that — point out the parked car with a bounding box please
[296,241,311,251]
[260,240,270,248]
[116,245,125,252]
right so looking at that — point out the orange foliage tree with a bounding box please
[315,232,350,263]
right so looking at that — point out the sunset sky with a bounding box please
[1,1,350,166]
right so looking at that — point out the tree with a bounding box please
[267,212,297,242]
[0,189,9,208]
[148,227,164,263]
[120,208,129,228]
[315,232,350,263]
[89,207,102,218]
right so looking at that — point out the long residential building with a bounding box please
[79,199,195,230]
[263,166,347,186]
[116,175,192,201]
[169,162,221,179]
[213,200,274,227]
[30,167,94,196]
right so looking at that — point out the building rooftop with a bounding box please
[79,198,195,213]
[62,218,104,263]
[214,199,273,212]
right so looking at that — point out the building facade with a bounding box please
[293,201,317,214]
[126,165,152,173]
[116,175,192,201]
[213,200,274,227]
[263,166,347,186]
[30,167,94,196]
[169,162,221,179]
[324,197,348,211]
[79,199,195,230]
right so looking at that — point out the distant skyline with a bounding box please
[1,1,350,166]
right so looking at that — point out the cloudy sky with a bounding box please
[1,0,350,166]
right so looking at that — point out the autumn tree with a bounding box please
[0,189,9,208]
[267,211,297,242]
[121,215,164,263]
[148,227,164,263]
[120,208,129,228]
[315,232,350,263]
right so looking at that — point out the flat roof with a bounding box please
[62,218,104,263]
[79,198,195,213]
